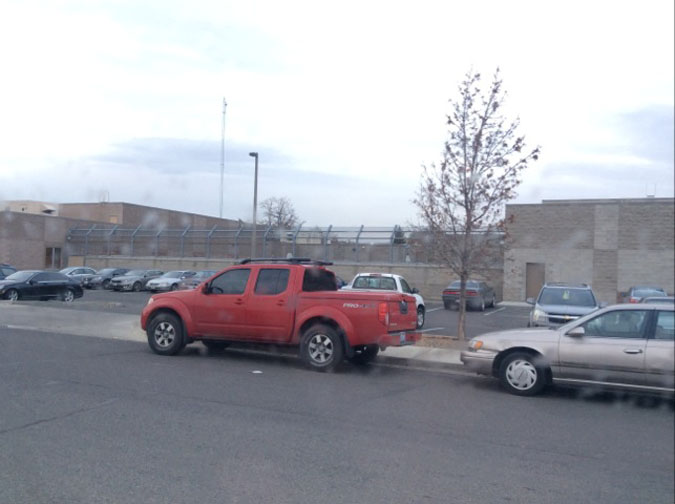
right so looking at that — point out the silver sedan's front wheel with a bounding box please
[498,352,547,396]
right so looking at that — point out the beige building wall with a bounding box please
[505,198,674,303]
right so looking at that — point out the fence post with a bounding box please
[262,226,273,257]
[389,225,399,263]
[234,223,243,259]
[323,225,333,261]
[354,225,364,263]
[180,226,190,258]
[130,225,142,257]
[107,225,118,256]
[206,225,218,259]
[83,225,96,266]
[291,223,303,258]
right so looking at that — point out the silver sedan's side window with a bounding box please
[654,312,675,340]
[582,310,649,338]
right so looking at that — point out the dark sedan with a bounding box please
[442,280,497,311]
[82,268,130,289]
[110,269,163,292]
[0,270,84,302]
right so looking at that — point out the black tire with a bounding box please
[300,324,344,372]
[491,295,497,308]
[443,301,451,310]
[349,344,379,365]
[147,312,185,356]
[133,282,142,292]
[61,288,75,303]
[202,340,230,352]
[102,279,111,289]
[416,307,425,329]
[479,297,486,312]
[498,352,547,396]
[5,288,20,301]
[170,283,179,291]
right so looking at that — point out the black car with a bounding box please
[83,268,130,289]
[0,263,17,280]
[0,270,84,302]
[442,280,497,311]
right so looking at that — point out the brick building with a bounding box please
[504,198,675,303]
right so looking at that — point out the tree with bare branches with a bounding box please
[415,69,539,339]
[259,196,299,229]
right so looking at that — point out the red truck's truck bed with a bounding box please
[141,259,420,370]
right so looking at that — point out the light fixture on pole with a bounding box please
[249,152,259,258]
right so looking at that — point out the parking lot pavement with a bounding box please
[423,303,531,338]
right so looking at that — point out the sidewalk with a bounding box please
[1,303,468,373]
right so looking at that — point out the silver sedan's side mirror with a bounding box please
[567,326,585,337]
[526,297,535,305]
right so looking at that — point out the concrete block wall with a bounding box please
[505,198,675,303]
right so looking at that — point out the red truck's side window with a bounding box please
[254,269,290,296]
[302,268,337,292]
[210,269,250,294]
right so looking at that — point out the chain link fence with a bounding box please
[66,224,441,264]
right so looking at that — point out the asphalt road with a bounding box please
[1,327,673,504]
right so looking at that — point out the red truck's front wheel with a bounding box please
[300,324,344,372]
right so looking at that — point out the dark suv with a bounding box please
[527,283,603,327]
[0,264,17,280]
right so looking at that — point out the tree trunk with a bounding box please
[457,274,467,340]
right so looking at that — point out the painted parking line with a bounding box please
[418,327,446,333]
[483,307,506,316]
[426,307,444,313]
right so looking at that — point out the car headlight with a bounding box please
[533,308,548,323]
[469,339,484,350]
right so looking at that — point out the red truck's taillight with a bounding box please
[378,302,389,325]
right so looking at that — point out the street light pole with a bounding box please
[219,98,227,218]
[249,152,259,258]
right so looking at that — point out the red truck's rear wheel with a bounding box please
[300,324,344,371]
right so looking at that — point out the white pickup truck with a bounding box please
[344,273,425,328]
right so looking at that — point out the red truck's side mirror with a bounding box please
[202,283,210,294]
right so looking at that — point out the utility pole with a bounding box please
[219,98,227,218]
[249,152,259,258]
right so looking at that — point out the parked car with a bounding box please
[343,272,425,328]
[623,286,667,303]
[527,283,602,327]
[0,270,84,302]
[178,270,216,290]
[141,258,421,371]
[146,271,196,292]
[82,268,130,289]
[0,263,17,280]
[442,280,496,311]
[59,266,98,285]
[461,304,675,396]
[110,269,163,292]
[641,296,675,305]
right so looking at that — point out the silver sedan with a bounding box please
[461,304,674,396]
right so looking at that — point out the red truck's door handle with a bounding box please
[234,298,244,305]
[276,299,285,306]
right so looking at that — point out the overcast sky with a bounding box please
[0,0,673,226]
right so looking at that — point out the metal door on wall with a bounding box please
[526,262,545,299]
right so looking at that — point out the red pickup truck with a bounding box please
[140,259,420,371]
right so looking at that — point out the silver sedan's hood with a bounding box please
[472,327,559,350]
